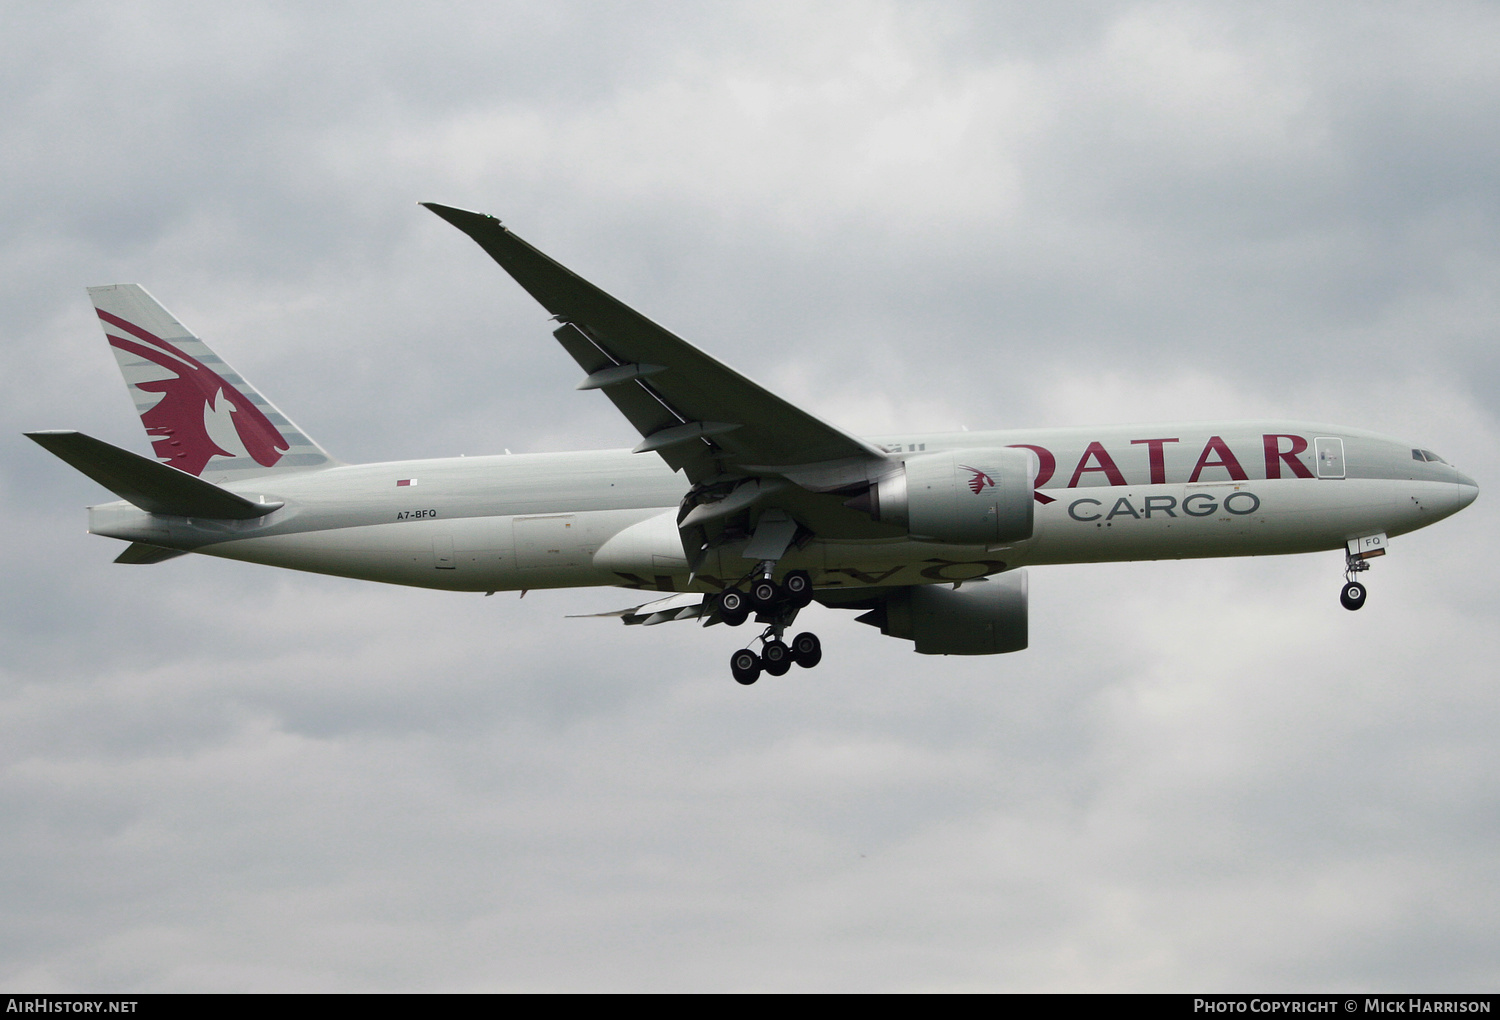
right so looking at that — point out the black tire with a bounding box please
[791,631,822,668]
[730,648,761,685]
[783,570,813,607]
[724,608,750,628]
[750,578,780,609]
[762,639,792,676]
[1340,581,1366,611]
[718,588,747,616]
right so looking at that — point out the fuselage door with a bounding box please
[1314,437,1346,479]
[514,514,583,569]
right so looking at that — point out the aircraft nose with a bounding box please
[1456,473,1479,509]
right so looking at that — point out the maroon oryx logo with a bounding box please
[99,309,288,476]
[959,464,995,495]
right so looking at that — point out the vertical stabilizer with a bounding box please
[88,284,334,480]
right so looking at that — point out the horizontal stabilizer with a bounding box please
[114,542,189,564]
[25,431,282,520]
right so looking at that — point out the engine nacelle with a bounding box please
[859,447,1035,545]
[860,571,1028,655]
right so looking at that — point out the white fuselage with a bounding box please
[86,419,1478,596]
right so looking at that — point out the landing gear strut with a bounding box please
[1340,544,1373,611]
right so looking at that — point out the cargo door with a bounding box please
[513,515,583,569]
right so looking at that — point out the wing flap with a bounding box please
[569,591,709,626]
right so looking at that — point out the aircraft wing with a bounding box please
[422,203,886,482]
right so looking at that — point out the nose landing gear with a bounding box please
[1339,534,1385,611]
[1341,552,1370,611]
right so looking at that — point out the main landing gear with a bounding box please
[729,629,822,685]
[717,569,813,625]
[718,569,822,685]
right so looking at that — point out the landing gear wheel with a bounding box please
[718,588,750,626]
[750,578,780,609]
[783,570,813,607]
[1340,581,1366,611]
[790,631,822,668]
[730,648,762,685]
[762,639,792,676]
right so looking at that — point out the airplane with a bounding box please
[26,203,1480,684]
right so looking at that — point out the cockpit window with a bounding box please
[1420,449,1447,464]
[1412,449,1424,461]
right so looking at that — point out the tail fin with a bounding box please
[88,284,334,480]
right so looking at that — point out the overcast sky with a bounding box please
[2,1,1498,992]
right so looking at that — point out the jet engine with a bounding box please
[850,447,1035,545]
[855,570,1028,655]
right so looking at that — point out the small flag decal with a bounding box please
[397,478,417,487]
